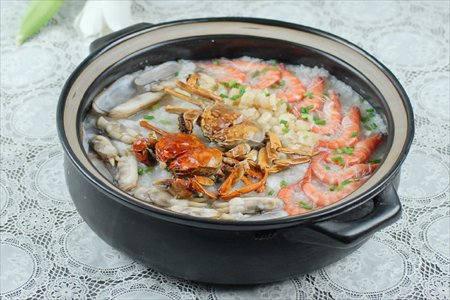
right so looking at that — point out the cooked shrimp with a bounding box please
[277,179,315,215]
[295,76,326,112]
[311,91,342,135]
[318,107,361,149]
[225,60,281,89]
[276,67,306,103]
[326,134,383,165]
[302,168,367,207]
[311,152,378,185]
[196,63,246,83]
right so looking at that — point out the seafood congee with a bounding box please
[83,58,386,220]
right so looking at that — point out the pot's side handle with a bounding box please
[89,23,153,54]
[310,184,401,247]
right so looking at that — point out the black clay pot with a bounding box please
[57,18,414,284]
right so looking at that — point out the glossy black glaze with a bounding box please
[58,18,414,284]
[65,157,398,284]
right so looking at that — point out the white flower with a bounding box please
[73,0,134,38]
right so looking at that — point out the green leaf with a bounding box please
[17,0,64,45]
[268,189,275,196]
[280,180,288,188]
[304,91,314,99]
[143,115,154,120]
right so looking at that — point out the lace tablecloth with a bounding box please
[1,1,449,299]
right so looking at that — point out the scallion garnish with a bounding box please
[268,189,275,196]
[299,201,313,209]
[351,131,358,137]
[304,91,314,99]
[230,94,240,101]
[280,120,288,126]
[282,127,290,134]
[143,115,154,120]
[337,179,351,191]
[160,120,173,125]
[325,165,331,170]
[252,70,260,78]
[331,156,344,165]
[359,97,365,103]
[368,159,381,164]
[280,180,288,188]
[366,108,375,113]
[219,93,228,98]
[228,80,239,88]
[212,59,221,66]
[329,185,336,192]
[239,86,246,96]
[313,115,326,125]
[138,167,154,175]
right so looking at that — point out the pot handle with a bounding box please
[310,184,401,247]
[89,23,153,54]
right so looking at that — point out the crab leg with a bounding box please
[220,170,269,200]
[278,147,319,157]
[194,175,215,186]
[164,87,204,106]
[139,120,168,136]
[258,147,270,169]
[176,80,223,103]
[190,178,218,199]
[218,164,245,195]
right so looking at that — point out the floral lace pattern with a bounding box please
[0,1,448,299]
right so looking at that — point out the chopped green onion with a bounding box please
[138,167,154,175]
[239,86,246,96]
[371,123,378,129]
[151,103,161,111]
[252,70,260,78]
[143,115,154,120]
[299,201,313,209]
[213,59,221,66]
[279,79,286,86]
[364,124,372,131]
[262,67,269,74]
[263,88,270,96]
[282,127,290,134]
[230,94,240,101]
[286,103,291,111]
[337,179,351,191]
[280,180,288,188]
[325,166,331,170]
[368,159,381,164]
[359,97,365,103]
[268,189,275,196]
[366,108,375,113]
[174,71,179,77]
[280,120,288,126]
[304,91,314,99]
[300,105,314,120]
[194,69,203,74]
[313,115,326,126]
[331,156,344,165]
[351,131,358,137]
[361,116,371,123]
[160,120,173,125]
[219,93,228,98]
[329,185,336,192]
[334,146,354,155]
[270,83,281,89]
[228,80,239,88]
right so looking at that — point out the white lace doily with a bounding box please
[1,1,449,299]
